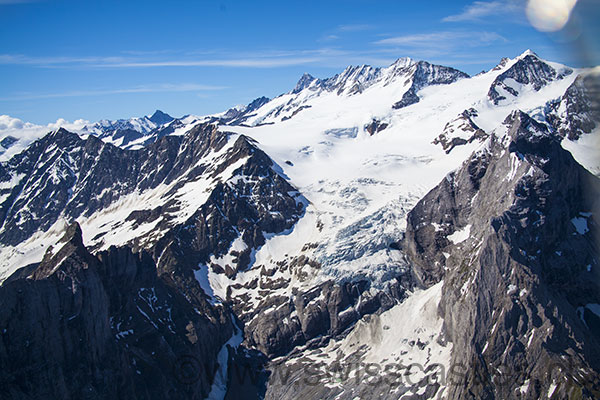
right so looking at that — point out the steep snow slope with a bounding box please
[562,126,600,175]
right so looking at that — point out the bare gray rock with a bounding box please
[0,222,232,399]
[404,110,600,399]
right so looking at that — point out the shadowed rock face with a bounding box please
[148,110,174,126]
[488,54,572,105]
[403,110,600,399]
[364,119,389,136]
[547,71,600,141]
[433,108,489,154]
[0,222,233,400]
[240,277,409,358]
[392,61,469,109]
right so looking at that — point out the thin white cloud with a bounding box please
[0,47,364,69]
[317,23,373,43]
[0,115,90,162]
[0,83,226,101]
[0,54,128,66]
[375,31,507,47]
[0,0,38,4]
[97,57,321,68]
[0,53,321,69]
[318,34,340,42]
[443,1,524,22]
[0,42,505,74]
[372,30,510,65]
[337,24,373,32]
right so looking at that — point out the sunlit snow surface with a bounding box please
[271,282,451,397]
[562,126,600,176]
[219,52,579,290]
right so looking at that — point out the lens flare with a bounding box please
[526,0,578,32]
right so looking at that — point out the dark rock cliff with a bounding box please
[403,110,600,399]
[0,222,232,399]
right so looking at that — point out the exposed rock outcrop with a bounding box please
[488,52,573,105]
[364,119,389,136]
[433,108,488,153]
[404,110,600,399]
[547,70,600,141]
[392,61,469,109]
[0,223,232,399]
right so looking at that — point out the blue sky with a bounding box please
[1,0,598,124]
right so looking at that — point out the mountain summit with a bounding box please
[147,109,174,125]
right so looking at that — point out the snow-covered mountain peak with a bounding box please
[93,114,158,134]
[391,60,469,109]
[288,60,422,99]
[49,126,74,138]
[292,73,319,94]
[390,56,414,68]
[379,57,415,82]
[491,57,511,72]
[518,48,538,59]
[321,64,379,95]
[236,57,471,126]
[487,50,574,105]
[214,96,272,126]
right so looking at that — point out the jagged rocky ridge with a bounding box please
[392,61,469,109]
[403,111,600,399]
[433,108,488,153]
[248,58,469,125]
[488,52,573,105]
[0,123,304,256]
[294,59,468,101]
